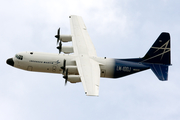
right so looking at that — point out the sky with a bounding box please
[1,0,180,120]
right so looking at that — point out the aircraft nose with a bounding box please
[6,58,14,66]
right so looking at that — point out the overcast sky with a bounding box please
[1,0,180,120]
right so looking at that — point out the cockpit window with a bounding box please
[15,54,23,60]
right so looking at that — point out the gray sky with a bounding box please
[1,0,180,120]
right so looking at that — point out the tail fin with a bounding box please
[142,32,171,81]
[143,32,171,65]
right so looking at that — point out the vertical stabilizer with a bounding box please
[143,32,171,65]
[142,32,171,81]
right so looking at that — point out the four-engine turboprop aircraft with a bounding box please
[6,15,171,96]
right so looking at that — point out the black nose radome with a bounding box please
[6,58,14,66]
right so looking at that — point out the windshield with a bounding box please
[15,54,23,60]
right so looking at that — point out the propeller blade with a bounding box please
[57,28,60,35]
[65,78,67,85]
[63,69,68,85]
[61,59,66,74]
[56,42,62,54]
[55,28,60,45]
[63,59,66,73]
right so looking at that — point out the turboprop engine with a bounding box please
[62,46,73,54]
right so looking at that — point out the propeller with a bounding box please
[61,59,66,74]
[56,42,62,54]
[55,28,62,54]
[55,28,60,45]
[63,69,68,85]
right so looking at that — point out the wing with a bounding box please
[76,56,100,96]
[69,15,100,96]
[69,15,97,56]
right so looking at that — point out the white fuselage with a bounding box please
[13,51,115,80]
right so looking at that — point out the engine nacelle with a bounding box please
[60,35,72,42]
[66,66,78,74]
[62,46,74,54]
[68,75,81,83]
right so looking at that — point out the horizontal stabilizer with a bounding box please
[148,64,169,81]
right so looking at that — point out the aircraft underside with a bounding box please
[6,15,171,96]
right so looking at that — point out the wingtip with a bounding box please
[85,92,99,97]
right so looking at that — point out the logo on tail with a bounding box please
[142,32,171,65]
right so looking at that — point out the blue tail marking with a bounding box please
[142,32,171,81]
[142,32,171,65]
[145,64,169,81]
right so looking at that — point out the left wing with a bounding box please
[69,15,97,56]
[69,15,100,96]
[76,56,100,96]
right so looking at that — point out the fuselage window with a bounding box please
[15,54,23,60]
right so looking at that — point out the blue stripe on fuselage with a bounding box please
[113,59,149,78]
